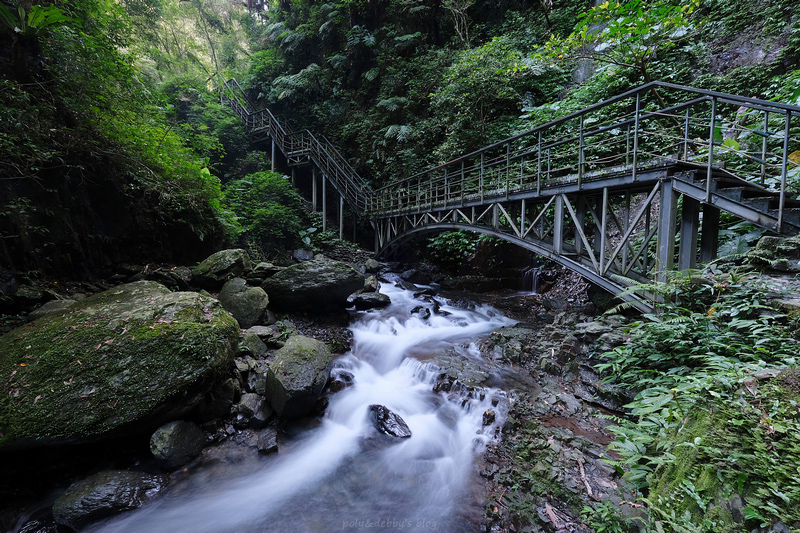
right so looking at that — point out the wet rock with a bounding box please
[363,276,380,293]
[192,249,252,290]
[368,405,412,438]
[150,420,206,470]
[52,470,168,531]
[411,305,431,319]
[257,428,279,454]
[328,369,355,393]
[0,281,239,451]
[27,299,78,321]
[401,268,434,285]
[218,277,269,329]
[261,257,364,313]
[352,292,391,310]
[264,335,332,419]
[482,409,496,426]
[192,377,240,421]
[574,321,612,338]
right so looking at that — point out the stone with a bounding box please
[364,258,381,273]
[482,409,496,426]
[264,336,332,419]
[0,281,239,451]
[52,470,168,531]
[574,321,612,337]
[363,276,379,293]
[237,393,273,428]
[754,368,782,380]
[352,292,391,310]
[239,332,267,357]
[369,405,412,438]
[261,257,364,313]
[247,262,283,280]
[293,249,315,262]
[150,420,206,470]
[27,299,78,322]
[217,277,269,329]
[257,428,279,454]
[192,249,252,290]
[400,269,430,285]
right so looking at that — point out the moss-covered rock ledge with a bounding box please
[0,281,239,451]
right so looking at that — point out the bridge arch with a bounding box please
[375,222,652,313]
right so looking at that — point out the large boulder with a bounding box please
[192,249,252,290]
[149,420,206,470]
[261,257,363,313]
[368,405,412,438]
[0,281,239,451]
[264,335,332,419]
[217,277,269,329]
[52,470,168,531]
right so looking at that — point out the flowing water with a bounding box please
[89,276,516,533]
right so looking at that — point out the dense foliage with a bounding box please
[595,268,800,532]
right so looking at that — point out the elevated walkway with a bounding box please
[220,79,800,312]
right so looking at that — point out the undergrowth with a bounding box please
[595,269,800,532]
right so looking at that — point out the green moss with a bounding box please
[0,281,239,448]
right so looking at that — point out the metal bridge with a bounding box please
[220,79,800,311]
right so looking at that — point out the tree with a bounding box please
[544,0,700,85]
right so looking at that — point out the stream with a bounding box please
[89,276,516,533]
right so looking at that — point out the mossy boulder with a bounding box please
[192,249,253,290]
[217,277,269,329]
[264,335,331,419]
[261,257,363,313]
[0,281,239,451]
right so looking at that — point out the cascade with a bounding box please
[89,276,515,533]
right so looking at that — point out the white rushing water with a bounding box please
[89,276,515,533]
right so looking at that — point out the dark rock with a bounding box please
[328,369,355,393]
[218,277,269,329]
[237,393,273,428]
[352,292,391,310]
[261,257,364,313]
[192,377,240,421]
[0,281,239,451]
[52,470,168,530]
[411,306,431,319]
[369,404,412,438]
[482,410,496,426]
[400,269,431,285]
[264,336,332,419]
[150,420,205,470]
[257,428,279,454]
[192,249,252,290]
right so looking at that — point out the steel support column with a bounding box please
[700,204,720,263]
[656,180,678,280]
[678,196,700,270]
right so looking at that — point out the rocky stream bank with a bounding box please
[2,237,799,532]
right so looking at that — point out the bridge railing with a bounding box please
[372,82,800,224]
[217,77,374,213]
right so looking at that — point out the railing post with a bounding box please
[322,175,327,232]
[339,194,344,241]
[480,152,485,203]
[461,160,465,207]
[706,96,717,203]
[761,111,769,184]
[271,139,276,172]
[444,167,449,208]
[779,110,792,231]
[632,92,640,182]
[312,167,318,212]
[578,114,585,188]
[683,107,690,161]
[537,131,542,195]
[506,142,511,197]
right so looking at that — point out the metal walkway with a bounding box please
[220,79,800,311]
